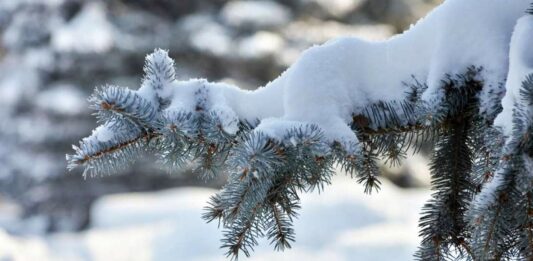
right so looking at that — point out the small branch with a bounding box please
[270,203,286,244]
[75,132,160,165]
[352,114,432,136]
[482,195,505,259]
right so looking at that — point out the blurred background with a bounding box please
[0,0,441,260]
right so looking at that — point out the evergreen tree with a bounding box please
[67,2,533,260]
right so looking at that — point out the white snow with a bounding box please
[494,15,533,137]
[164,78,283,134]
[35,84,87,116]
[2,6,58,50]
[0,230,56,261]
[237,31,285,60]
[0,176,430,261]
[165,80,242,135]
[221,1,291,29]
[470,168,504,211]
[93,125,114,143]
[300,0,365,18]
[22,48,55,73]
[51,2,114,53]
[189,22,233,57]
[138,49,177,105]
[282,21,394,45]
[178,13,234,58]
[0,57,41,111]
[128,0,531,151]
[477,14,533,211]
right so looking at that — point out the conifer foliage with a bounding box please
[67,4,533,260]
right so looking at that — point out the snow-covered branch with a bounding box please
[67,0,533,259]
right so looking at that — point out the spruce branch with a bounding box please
[415,67,483,260]
[141,48,176,106]
[67,128,159,178]
[417,120,475,260]
[66,34,533,260]
[468,73,533,260]
[89,85,160,131]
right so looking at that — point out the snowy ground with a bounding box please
[0,175,430,261]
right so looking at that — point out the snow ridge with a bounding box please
[129,0,530,149]
[494,15,533,136]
